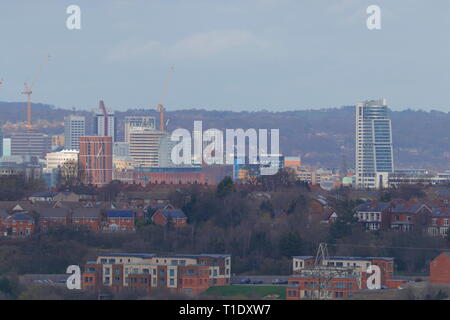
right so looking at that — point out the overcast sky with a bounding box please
[1,0,449,112]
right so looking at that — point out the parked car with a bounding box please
[252,279,264,284]
[240,278,251,284]
[272,279,288,285]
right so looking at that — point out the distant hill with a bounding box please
[1,101,449,170]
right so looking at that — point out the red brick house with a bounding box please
[151,206,187,227]
[0,209,8,235]
[105,210,135,232]
[72,208,102,232]
[390,202,432,232]
[4,213,34,237]
[35,208,70,232]
[427,207,450,237]
[430,252,450,284]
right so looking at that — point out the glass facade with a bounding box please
[356,99,394,189]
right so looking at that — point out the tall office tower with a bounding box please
[129,129,167,167]
[11,132,52,158]
[124,116,156,142]
[95,110,117,142]
[355,99,394,189]
[64,115,86,150]
[79,136,113,186]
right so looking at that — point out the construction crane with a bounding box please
[99,100,109,136]
[22,54,51,129]
[156,66,175,132]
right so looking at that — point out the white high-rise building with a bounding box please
[129,128,167,167]
[124,116,156,142]
[95,111,116,142]
[64,115,86,150]
[355,99,394,189]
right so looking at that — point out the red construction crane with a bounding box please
[99,100,109,136]
[156,66,174,132]
[22,54,50,129]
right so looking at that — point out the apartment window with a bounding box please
[445,219,449,226]
[170,279,175,286]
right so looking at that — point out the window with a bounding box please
[169,269,175,277]
[170,279,175,286]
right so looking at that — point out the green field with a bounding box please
[202,285,287,300]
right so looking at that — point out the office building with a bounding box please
[45,149,79,170]
[52,135,65,150]
[2,138,11,157]
[79,136,113,186]
[129,129,167,167]
[11,132,52,158]
[64,115,86,150]
[124,116,156,142]
[113,142,129,158]
[95,110,116,142]
[355,99,394,189]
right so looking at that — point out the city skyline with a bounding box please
[1,1,450,112]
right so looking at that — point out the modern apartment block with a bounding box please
[79,136,113,186]
[11,132,52,158]
[129,129,168,167]
[64,115,86,150]
[82,253,231,295]
[95,111,117,142]
[287,255,404,300]
[124,116,156,142]
[355,99,394,189]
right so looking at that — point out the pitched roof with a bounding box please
[391,203,427,214]
[8,213,33,222]
[72,208,102,218]
[156,209,186,220]
[35,208,70,218]
[30,191,58,198]
[355,202,391,212]
[431,207,450,217]
[0,209,8,218]
[106,210,134,218]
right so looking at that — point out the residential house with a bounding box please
[354,201,392,231]
[427,207,450,237]
[36,208,70,231]
[389,201,431,232]
[105,210,135,232]
[430,252,450,285]
[4,213,34,237]
[72,208,102,232]
[29,192,58,202]
[151,206,187,227]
